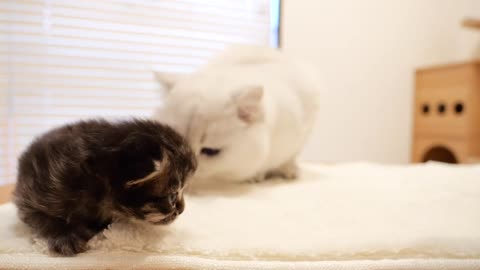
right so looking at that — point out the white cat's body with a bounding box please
[154,46,319,187]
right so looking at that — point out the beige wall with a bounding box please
[282,0,480,163]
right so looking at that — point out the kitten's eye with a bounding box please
[200,147,221,157]
[168,193,177,204]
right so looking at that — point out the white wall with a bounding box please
[282,0,480,163]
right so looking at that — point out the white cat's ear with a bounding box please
[232,85,264,123]
[153,71,185,91]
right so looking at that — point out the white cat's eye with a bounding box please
[200,147,221,157]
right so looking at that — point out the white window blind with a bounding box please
[0,0,279,185]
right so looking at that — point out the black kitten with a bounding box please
[13,119,197,256]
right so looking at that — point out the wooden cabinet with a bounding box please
[412,60,480,163]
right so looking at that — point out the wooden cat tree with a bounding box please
[411,18,480,164]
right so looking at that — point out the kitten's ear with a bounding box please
[115,132,162,160]
[119,132,150,152]
[153,71,186,92]
[125,170,161,188]
[125,158,169,188]
[232,85,264,123]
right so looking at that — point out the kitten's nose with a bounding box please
[175,199,185,214]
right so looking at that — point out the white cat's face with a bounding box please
[153,74,269,184]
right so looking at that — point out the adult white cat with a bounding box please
[153,45,320,187]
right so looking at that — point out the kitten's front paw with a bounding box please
[47,234,87,256]
[266,161,298,180]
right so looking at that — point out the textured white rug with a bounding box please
[0,162,479,270]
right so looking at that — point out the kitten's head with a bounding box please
[111,123,197,224]
[153,73,269,184]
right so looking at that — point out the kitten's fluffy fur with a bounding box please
[153,45,319,187]
[14,119,196,256]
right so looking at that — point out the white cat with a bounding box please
[153,45,320,187]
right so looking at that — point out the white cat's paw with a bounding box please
[245,173,267,183]
[266,161,298,180]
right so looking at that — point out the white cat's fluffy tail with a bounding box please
[208,44,322,118]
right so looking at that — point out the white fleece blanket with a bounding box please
[0,162,479,270]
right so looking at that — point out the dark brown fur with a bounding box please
[13,119,197,256]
